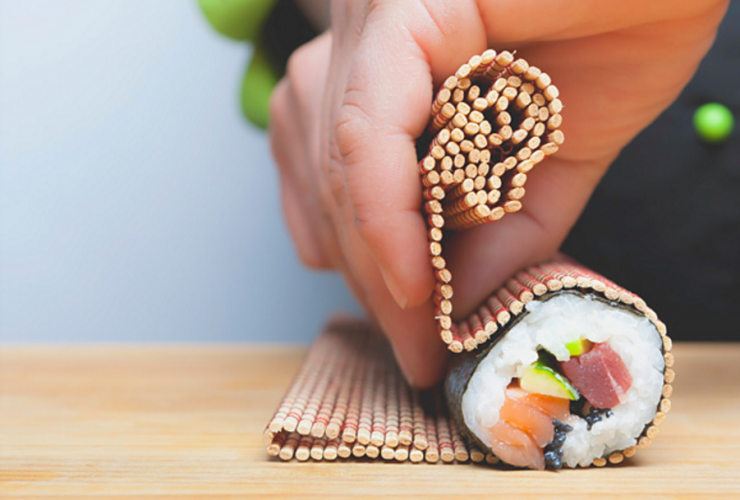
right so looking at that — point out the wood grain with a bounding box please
[1,343,739,498]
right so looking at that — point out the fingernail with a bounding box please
[380,267,408,309]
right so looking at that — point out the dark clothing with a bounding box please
[562,2,740,342]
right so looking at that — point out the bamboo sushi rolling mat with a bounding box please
[2,342,738,498]
[263,318,478,465]
[415,49,566,351]
[262,276,672,467]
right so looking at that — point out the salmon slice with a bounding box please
[500,392,556,447]
[489,386,571,468]
[489,420,545,470]
[507,386,570,421]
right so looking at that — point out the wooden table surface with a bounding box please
[1,343,739,499]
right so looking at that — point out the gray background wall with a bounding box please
[0,0,359,342]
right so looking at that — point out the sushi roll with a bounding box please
[445,258,673,470]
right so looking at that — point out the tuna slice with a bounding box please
[560,342,633,408]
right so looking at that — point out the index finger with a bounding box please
[333,0,488,308]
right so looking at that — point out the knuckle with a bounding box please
[268,82,294,149]
[344,173,373,221]
[268,78,289,120]
[418,0,451,39]
[268,129,290,174]
[324,152,348,211]
[289,232,314,266]
[297,246,331,270]
[334,101,372,164]
[353,211,379,241]
[285,46,317,110]
[285,43,311,84]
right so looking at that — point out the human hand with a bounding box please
[269,0,728,387]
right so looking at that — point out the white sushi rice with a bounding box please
[462,293,665,468]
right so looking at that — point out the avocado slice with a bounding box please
[520,361,580,400]
[565,338,593,357]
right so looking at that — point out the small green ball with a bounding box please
[694,103,734,143]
